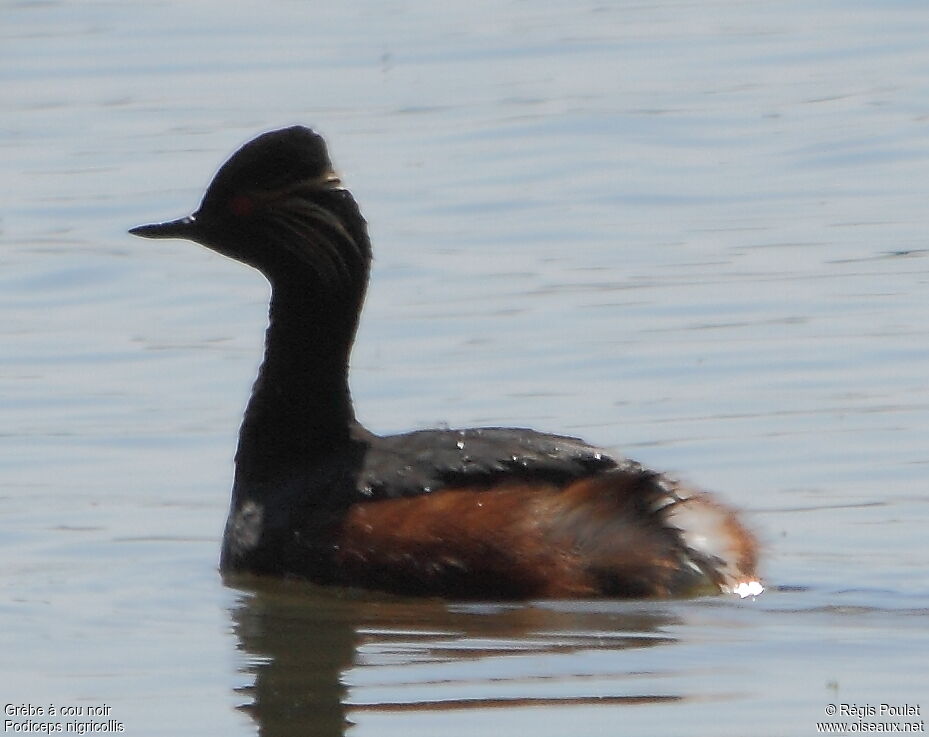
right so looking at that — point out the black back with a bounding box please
[352,424,623,500]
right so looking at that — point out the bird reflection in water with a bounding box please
[227,578,684,736]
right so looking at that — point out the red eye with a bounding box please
[229,194,255,217]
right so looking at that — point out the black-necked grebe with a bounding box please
[131,126,760,599]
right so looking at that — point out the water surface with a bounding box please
[2,1,928,735]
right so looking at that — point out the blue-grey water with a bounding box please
[3,1,928,735]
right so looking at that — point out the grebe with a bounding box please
[131,126,760,600]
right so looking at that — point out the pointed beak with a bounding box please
[129,214,199,240]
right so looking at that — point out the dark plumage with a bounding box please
[131,126,761,600]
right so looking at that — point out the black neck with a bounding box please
[232,191,370,483]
